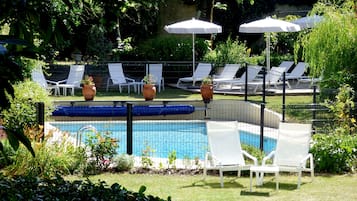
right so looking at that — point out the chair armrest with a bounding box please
[54,79,67,85]
[300,153,313,167]
[46,80,58,85]
[262,151,275,165]
[125,77,135,82]
[242,150,258,166]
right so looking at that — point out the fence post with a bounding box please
[244,63,248,101]
[36,102,45,141]
[262,67,266,103]
[126,103,133,155]
[312,86,317,134]
[282,72,286,122]
[260,103,265,151]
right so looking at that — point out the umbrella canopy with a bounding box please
[164,18,222,73]
[239,17,301,70]
[292,15,323,29]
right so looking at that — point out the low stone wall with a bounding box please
[51,100,281,128]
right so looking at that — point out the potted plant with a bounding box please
[71,48,82,64]
[200,76,213,103]
[81,75,96,101]
[142,74,156,101]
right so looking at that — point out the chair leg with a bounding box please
[297,171,302,189]
[219,168,224,188]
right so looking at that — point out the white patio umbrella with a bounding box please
[239,16,301,70]
[292,15,323,29]
[164,18,222,73]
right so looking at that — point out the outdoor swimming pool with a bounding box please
[49,121,276,160]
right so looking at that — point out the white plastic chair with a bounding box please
[278,61,295,73]
[285,62,308,86]
[212,64,241,82]
[204,121,258,188]
[56,65,85,96]
[31,66,58,95]
[176,63,212,87]
[215,65,262,89]
[106,63,136,93]
[146,63,164,92]
[261,122,314,188]
[247,67,291,93]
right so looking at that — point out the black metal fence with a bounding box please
[35,93,337,168]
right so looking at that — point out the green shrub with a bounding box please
[135,35,208,61]
[241,144,265,163]
[84,130,118,173]
[203,36,251,68]
[113,154,134,172]
[86,24,113,61]
[311,133,357,173]
[3,137,86,178]
[1,80,54,157]
[0,174,170,200]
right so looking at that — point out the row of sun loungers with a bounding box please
[31,63,165,96]
[177,61,318,92]
[31,61,319,96]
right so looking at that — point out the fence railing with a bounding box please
[36,97,335,159]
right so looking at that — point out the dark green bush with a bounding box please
[203,37,251,67]
[311,133,357,173]
[135,35,208,61]
[3,139,86,178]
[0,174,170,200]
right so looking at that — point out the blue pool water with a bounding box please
[50,121,276,159]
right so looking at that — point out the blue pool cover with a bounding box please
[52,105,195,117]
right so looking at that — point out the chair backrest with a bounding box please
[193,63,212,78]
[31,66,48,88]
[217,64,241,79]
[274,122,312,167]
[266,67,286,83]
[240,65,262,82]
[288,62,307,78]
[108,63,127,84]
[279,61,294,72]
[148,63,163,84]
[67,65,85,87]
[206,121,245,166]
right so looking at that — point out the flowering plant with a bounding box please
[81,75,95,85]
[142,74,156,84]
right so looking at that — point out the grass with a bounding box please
[60,87,342,200]
[50,87,314,106]
[66,172,357,201]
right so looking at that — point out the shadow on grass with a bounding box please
[181,178,245,189]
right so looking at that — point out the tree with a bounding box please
[300,0,357,92]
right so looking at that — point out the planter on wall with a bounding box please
[82,84,96,101]
[142,84,156,101]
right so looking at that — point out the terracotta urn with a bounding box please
[200,84,213,103]
[142,84,156,101]
[82,84,96,101]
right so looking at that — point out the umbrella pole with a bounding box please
[266,33,270,71]
[192,33,195,75]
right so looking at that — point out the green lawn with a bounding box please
[67,172,357,201]
[51,87,314,106]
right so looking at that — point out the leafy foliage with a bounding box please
[203,36,252,67]
[300,1,357,91]
[0,174,170,200]
[84,130,118,173]
[3,137,86,178]
[1,80,53,157]
[311,84,357,173]
[323,84,357,134]
[136,35,209,61]
[113,154,134,172]
[311,133,357,173]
